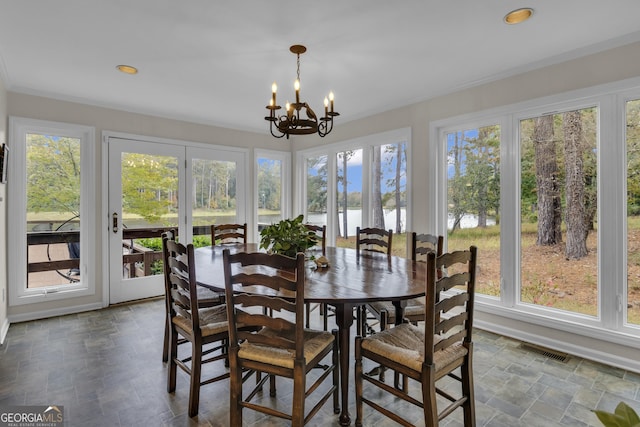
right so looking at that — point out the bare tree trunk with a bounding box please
[372,148,384,228]
[395,144,403,233]
[534,115,562,245]
[563,111,588,259]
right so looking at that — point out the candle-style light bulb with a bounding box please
[324,97,329,117]
[271,82,277,106]
[294,79,300,104]
[329,91,335,113]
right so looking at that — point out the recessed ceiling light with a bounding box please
[504,8,534,25]
[116,64,138,75]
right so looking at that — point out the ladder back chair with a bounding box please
[304,224,327,328]
[355,246,478,427]
[356,227,393,337]
[223,250,339,427]
[211,223,247,245]
[161,231,224,363]
[362,232,444,385]
[163,236,233,417]
[356,226,393,257]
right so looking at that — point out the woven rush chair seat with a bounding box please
[365,298,426,326]
[172,304,230,337]
[360,323,468,373]
[238,327,335,369]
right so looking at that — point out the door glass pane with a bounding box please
[626,99,640,326]
[121,152,178,278]
[257,157,282,230]
[519,108,598,315]
[336,149,363,247]
[306,155,328,227]
[192,158,237,244]
[446,125,501,295]
[26,133,81,288]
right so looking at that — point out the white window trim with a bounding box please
[430,76,640,349]
[8,117,96,306]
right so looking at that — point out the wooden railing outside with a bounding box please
[27,225,211,278]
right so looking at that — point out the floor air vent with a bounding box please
[519,343,570,363]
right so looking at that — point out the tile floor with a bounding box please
[1,298,639,426]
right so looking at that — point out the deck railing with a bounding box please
[27,225,211,278]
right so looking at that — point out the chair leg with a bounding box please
[332,329,340,414]
[305,303,311,328]
[323,303,329,331]
[269,374,276,397]
[422,364,438,427]
[162,315,170,363]
[354,336,364,427]
[379,310,388,383]
[167,327,178,393]
[229,348,242,427]
[292,360,305,427]
[188,341,202,417]
[462,347,476,427]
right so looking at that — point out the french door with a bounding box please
[107,136,248,304]
[108,138,185,304]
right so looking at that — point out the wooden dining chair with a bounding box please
[364,232,444,335]
[222,249,339,427]
[163,236,233,417]
[356,226,393,336]
[304,224,326,328]
[355,246,478,427]
[211,223,247,245]
[356,226,393,257]
[362,232,444,386]
[161,231,224,363]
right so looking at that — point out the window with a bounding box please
[256,149,290,237]
[298,128,411,251]
[446,125,501,297]
[306,154,328,228]
[519,107,598,316]
[8,117,96,305]
[433,82,640,349]
[626,98,640,326]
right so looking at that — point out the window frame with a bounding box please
[8,117,96,305]
[430,78,640,348]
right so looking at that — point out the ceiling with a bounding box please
[1,1,640,135]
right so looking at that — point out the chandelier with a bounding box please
[265,45,339,139]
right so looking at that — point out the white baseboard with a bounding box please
[475,319,640,374]
[0,317,9,345]
[7,302,104,324]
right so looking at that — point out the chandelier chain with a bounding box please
[296,53,301,82]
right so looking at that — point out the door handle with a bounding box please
[112,212,118,233]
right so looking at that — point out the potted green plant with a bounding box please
[594,402,640,427]
[259,214,319,258]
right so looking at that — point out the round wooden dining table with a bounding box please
[194,244,427,426]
